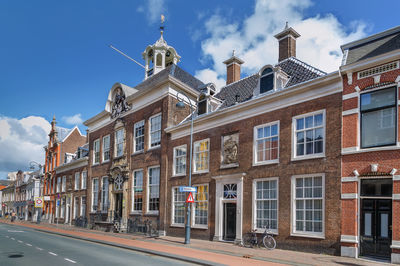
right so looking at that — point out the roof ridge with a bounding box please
[283,57,327,76]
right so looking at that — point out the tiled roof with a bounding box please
[134,64,204,92]
[215,57,326,109]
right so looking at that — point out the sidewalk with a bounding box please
[0,219,390,266]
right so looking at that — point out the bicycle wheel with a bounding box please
[242,233,254,248]
[262,235,276,250]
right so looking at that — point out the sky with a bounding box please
[0,0,399,179]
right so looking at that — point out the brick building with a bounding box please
[83,31,202,233]
[340,26,400,262]
[43,116,86,222]
[165,25,342,254]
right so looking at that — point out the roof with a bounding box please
[134,64,204,92]
[215,57,326,109]
[342,26,400,65]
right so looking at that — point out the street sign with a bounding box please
[56,200,60,206]
[34,197,44,208]
[186,192,194,203]
[44,196,51,201]
[179,186,197,193]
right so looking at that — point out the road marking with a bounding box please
[36,247,43,251]
[49,252,57,256]
[11,237,15,240]
[17,240,23,243]
[5,236,9,238]
[64,258,77,264]
[26,243,32,246]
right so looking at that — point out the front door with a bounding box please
[223,203,236,241]
[115,193,123,221]
[360,199,392,258]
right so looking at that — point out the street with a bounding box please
[0,223,193,266]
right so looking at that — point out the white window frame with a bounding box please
[173,145,187,176]
[81,171,87,189]
[60,197,65,218]
[56,177,61,193]
[171,186,186,227]
[192,184,209,229]
[133,120,145,153]
[91,178,99,212]
[101,176,109,213]
[74,172,80,190]
[291,173,325,239]
[93,139,100,165]
[193,139,210,173]
[149,113,162,149]
[132,169,144,213]
[62,176,66,192]
[252,177,279,234]
[115,128,125,158]
[102,135,110,162]
[74,196,79,219]
[292,110,326,161]
[80,196,86,217]
[253,121,280,166]
[146,166,160,214]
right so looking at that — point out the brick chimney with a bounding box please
[274,22,300,62]
[223,50,244,85]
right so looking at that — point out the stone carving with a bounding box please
[111,88,131,118]
[222,134,238,165]
[114,174,124,191]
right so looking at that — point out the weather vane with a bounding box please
[160,14,165,36]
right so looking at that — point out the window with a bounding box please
[93,139,100,164]
[260,67,274,94]
[173,145,186,176]
[101,177,109,212]
[132,170,143,212]
[172,187,185,225]
[62,176,66,192]
[74,172,80,190]
[92,178,99,212]
[254,122,279,164]
[52,177,55,194]
[81,196,86,217]
[361,87,396,148]
[292,174,324,237]
[193,139,209,173]
[147,166,160,212]
[134,120,145,152]
[74,196,79,219]
[150,114,162,148]
[81,171,87,189]
[102,135,110,162]
[293,111,324,158]
[254,178,278,233]
[115,129,124,157]
[193,184,208,227]
[60,197,65,218]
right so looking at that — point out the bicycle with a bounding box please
[242,225,276,250]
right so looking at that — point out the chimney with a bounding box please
[274,22,300,62]
[223,50,244,85]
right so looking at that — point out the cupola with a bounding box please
[142,23,181,79]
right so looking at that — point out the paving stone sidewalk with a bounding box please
[0,219,391,266]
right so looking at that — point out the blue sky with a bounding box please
[0,0,399,178]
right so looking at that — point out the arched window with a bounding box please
[156,53,162,67]
[260,67,274,94]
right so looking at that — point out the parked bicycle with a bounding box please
[242,225,276,250]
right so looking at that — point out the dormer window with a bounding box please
[198,94,207,115]
[260,67,274,94]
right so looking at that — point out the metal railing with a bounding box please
[127,217,159,237]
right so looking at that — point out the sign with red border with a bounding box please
[186,192,194,203]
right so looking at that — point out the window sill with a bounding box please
[130,212,142,215]
[290,232,325,239]
[147,146,161,151]
[342,144,400,155]
[172,173,186,177]
[145,211,159,216]
[92,163,100,166]
[254,228,278,235]
[170,224,185,228]
[113,155,124,160]
[101,160,110,165]
[193,171,209,175]
[220,163,239,169]
[291,154,325,161]
[192,225,208,230]
[132,150,144,156]
[253,159,279,166]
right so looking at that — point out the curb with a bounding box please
[2,221,221,266]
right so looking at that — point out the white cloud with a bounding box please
[195,0,368,90]
[138,0,166,24]
[62,114,83,125]
[0,116,50,174]
[195,69,226,92]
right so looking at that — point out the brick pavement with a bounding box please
[0,219,391,266]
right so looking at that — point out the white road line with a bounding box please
[17,240,23,243]
[36,247,43,251]
[64,258,77,264]
[5,236,9,238]
[11,237,15,240]
[48,252,57,256]
[26,243,32,246]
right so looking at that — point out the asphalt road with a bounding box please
[0,223,194,266]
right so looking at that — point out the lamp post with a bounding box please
[29,161,43,224]
[176,91,195,244]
